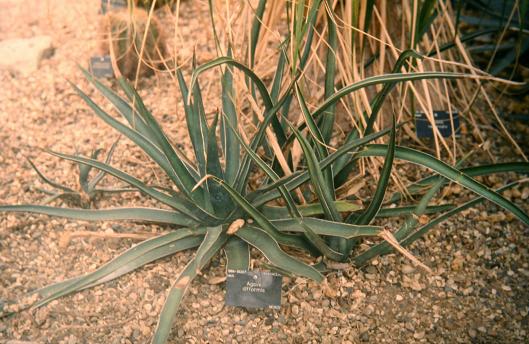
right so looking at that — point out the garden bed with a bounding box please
[1,0,528,343]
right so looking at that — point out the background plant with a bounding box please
[100,7,168,79]
[26,140,134,207]
[198,0,527,165]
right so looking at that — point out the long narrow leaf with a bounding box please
[261,200,362,218]
[320,3,337,143]
[288,123,341,222]
[70,82,197,200]
[389,162,529,203]
[401,180,528,247]
[206,115,232,216]
[190,57,286,146]
[117,76,204,203]
[152,232,227,344]
[271,217,380,238]
[250,127,393,206]
[312,72,466,119]
[225,237,250,271]
[235,226,323,282]
[357,145,529,226]
[220,50,240,185]
[46,150,218,223]
[27,158,75,193]
[33,229,206,309]
[0,205,198,227]
[223,112,339,259]
[210,176,311,251]
[353,116,396,224]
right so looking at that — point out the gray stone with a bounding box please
[0,36,54,74]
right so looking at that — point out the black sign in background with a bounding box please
[225,270,282,309]
[100,0,127,14]
[89,56,114,78]
[415,111,460,138]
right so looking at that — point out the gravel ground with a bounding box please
[1,1,529,343]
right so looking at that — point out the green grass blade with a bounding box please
[358,148,511,262]
[234,74,302,193]
[194,226,223,271]
[363,50,422,136]
[80,69,159,147]
[390,162,529,203]
[222,111,339,259]
[289,122,348,255]
[206,0,222,54]
[414,0,437,46]
[117,77,204,203]
[83,70,197,192]
[299,220,344,261]
[78,149,101,193]
[296,0,323,71]
[7,235,203,318]
[236,226,323,282]
[176,68,206,177]
[295,85,333,192]
[354,155,456,266]
[249,0,267,68]
[221,111,299,215]
[270,42,288,102]
[189,60,210,178]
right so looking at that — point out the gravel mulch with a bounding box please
[1,1,528,343]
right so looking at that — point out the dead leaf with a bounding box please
[227,219,245,235]
[207,276,227,285]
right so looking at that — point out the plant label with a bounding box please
[415,111,460,138]
[100,0,127,14]
[89,56,114,78]
[225,270,282,309]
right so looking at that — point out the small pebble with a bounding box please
[401,264,415,274]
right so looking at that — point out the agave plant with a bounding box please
[2,3,529,344]
[26,140,133,207]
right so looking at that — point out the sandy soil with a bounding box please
[1,1,528,343]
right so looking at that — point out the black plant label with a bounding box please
[225,270,282,309]
[415,111,460,138]
[89,56,114,79]
[100,0,127,14]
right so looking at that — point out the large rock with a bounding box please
[0,35,54,74]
